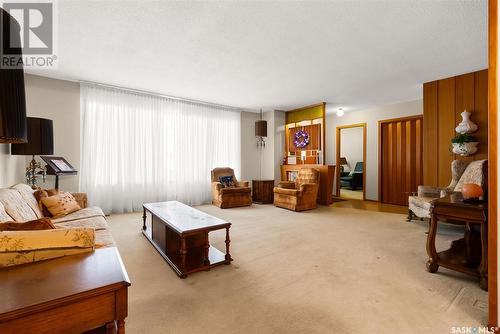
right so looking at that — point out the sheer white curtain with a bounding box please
[80,84,241,214]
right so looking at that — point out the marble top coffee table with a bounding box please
[142,201,232,278]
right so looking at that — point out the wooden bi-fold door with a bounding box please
[379,115,423,206]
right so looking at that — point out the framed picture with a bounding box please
[41,156,77,175]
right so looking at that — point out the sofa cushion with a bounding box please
[51,206,105,224]
[273,187,300,196]
[10,184,44,218]
[220,186,251,194]
[0,202,12,223]
[41,192,81,217]
[408,196,434,211]
[0,218,55,231]
[0,228,95,267]
[0,188,38,222]
[54,215,108,231]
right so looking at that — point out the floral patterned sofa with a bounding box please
[0,184,114,267]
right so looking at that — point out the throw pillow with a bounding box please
[41,192,81,217]
[218,175,235,188]
[34,188,60,217]
[0,217,56,231]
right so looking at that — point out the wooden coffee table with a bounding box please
[142,201,232,278]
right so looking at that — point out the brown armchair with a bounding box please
[211,167,252,209]
[273,168,320,211]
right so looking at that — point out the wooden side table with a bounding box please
[426,193,488,290]
[252,180,275,204]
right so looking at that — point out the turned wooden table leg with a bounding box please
[204,231,210,266]
[225,227,232,263]
[117,319,125,334]
[426,215,439,273]
[180,237,187,278]
[106,322,115,334]
[479,222,488,290]
[142,208,146,231]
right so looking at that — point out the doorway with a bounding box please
[336,123,366,200]
[378,115,423,206]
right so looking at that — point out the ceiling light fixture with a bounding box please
[336,108,344,117]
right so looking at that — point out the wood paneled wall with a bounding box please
[423,69,488,187]
[287,124,321,152]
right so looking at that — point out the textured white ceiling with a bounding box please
[27,0,487,112]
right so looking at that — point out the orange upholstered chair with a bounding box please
[273,168,320,211]
[211,167,252,209]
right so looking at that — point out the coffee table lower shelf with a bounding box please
[142,230,230,278]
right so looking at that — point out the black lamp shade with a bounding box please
[11,117,53,155]
[0,8,27,143]
[255,120,267,137]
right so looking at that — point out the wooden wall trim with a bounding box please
[488,0,498,328]
[437,77,456,187]
[423,81,439,186]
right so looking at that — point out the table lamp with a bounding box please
[340,157,349,172]
[11,117,54,188]
[0,8,27,143]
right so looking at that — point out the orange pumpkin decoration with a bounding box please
[461,183,483,200]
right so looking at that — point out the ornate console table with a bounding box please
[426,193,488,290]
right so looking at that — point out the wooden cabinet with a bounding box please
[252,180,275,204]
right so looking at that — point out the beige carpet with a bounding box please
[107,204,487,334]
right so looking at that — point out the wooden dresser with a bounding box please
[0,247,130,334]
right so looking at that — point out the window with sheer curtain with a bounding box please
[80,84,241,214]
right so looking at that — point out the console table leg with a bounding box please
[225,227,232,263]
[204,232,210,266]
[142,208,146,231]
[117,319,125,334]
[106,322,115,334]
[180,237,187,277]
[479,222,488,290]
[426,215,439,273]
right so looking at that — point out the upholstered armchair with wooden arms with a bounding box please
[408,159,487,221]
[211,167,252,209]
[273,168,320,211]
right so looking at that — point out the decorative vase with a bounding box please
[455,110,478,134]
[461,183,483,200]
[451,142,479,156]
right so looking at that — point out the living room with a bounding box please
[0,1,499,334]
